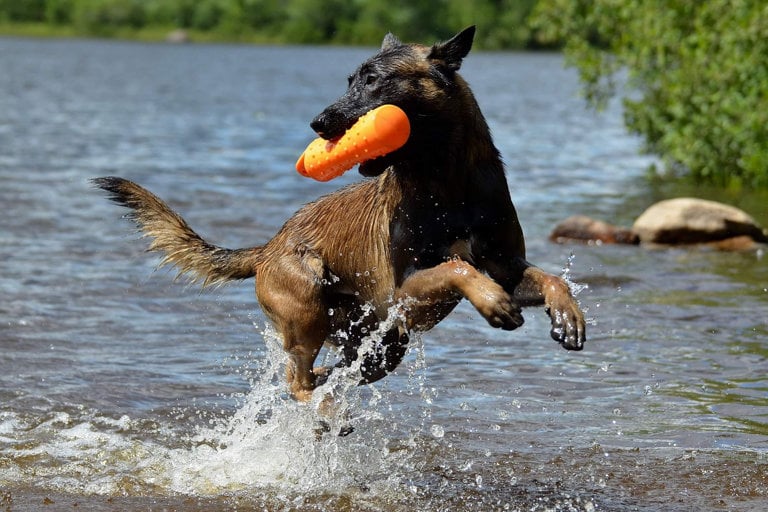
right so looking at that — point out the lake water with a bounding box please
[1,37,767,511]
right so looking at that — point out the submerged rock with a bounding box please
[549,215,639,245]
[550,197,768,251]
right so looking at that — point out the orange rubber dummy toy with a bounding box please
[296,104,410,181]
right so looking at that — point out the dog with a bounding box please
[93,26,585,408]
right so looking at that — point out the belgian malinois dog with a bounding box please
[94,26,585,409]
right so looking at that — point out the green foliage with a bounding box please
[0,0,47,22]
[45,0,73,24]
[0,0,540,49]
[444,0,538,49]
[71,0,146,35]
[531,0,768,188]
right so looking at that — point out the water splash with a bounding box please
[561,250,595,329]
[164,323,421,497]
[561,251,588,298]
[0,315,433,502]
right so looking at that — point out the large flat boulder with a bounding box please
[631,197,768,245]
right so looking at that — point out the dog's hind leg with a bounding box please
[358,327,410,384]
[256,248,331,402]
[283,330,326,402]
[336,324,410,385]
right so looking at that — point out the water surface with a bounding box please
[1,37,767,511]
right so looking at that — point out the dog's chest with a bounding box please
[390,199,493,271]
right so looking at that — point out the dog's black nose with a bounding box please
[310,116,328,138]
[310,108,354,140]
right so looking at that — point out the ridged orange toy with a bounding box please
[296,104,410,181]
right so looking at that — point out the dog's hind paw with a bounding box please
[338,424,355,437]
[314,420,355,439]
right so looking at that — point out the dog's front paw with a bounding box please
[470,283,524,331]
[489,294,525,331]
[546,299,586,350]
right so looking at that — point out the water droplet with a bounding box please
[430,424,444,438]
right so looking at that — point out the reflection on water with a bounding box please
[1,37,767,511]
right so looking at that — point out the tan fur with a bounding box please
[93,178,262,286]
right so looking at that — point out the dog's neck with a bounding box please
[391,85,507,205]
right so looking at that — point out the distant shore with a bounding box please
[0,22,292,45]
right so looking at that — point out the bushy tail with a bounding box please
[93,176,261,287]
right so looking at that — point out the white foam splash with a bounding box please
[561,251,588,298]
[162,317,428,496]
[561,251,596,329]
[0,308,434,501]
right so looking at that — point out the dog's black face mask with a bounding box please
[309,26,476,177]
[309,33,414,141]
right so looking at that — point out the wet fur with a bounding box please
[94,27,586,404]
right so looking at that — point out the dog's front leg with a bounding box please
[491,258,586,350]
[394,258,523,332]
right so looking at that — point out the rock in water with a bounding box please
[632,197,768,246]
[549,215,639,245]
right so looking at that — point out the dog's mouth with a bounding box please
[314,130,345,142]
[358,155,392,177]
[309,105,409,177]
[310,112,358,141]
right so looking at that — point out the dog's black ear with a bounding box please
[381,32,402,51]
[428,25,475,72]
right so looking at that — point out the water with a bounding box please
[1,37,767,511]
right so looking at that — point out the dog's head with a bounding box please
[310,26,476,177]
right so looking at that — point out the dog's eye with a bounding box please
[364,74,378,87]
